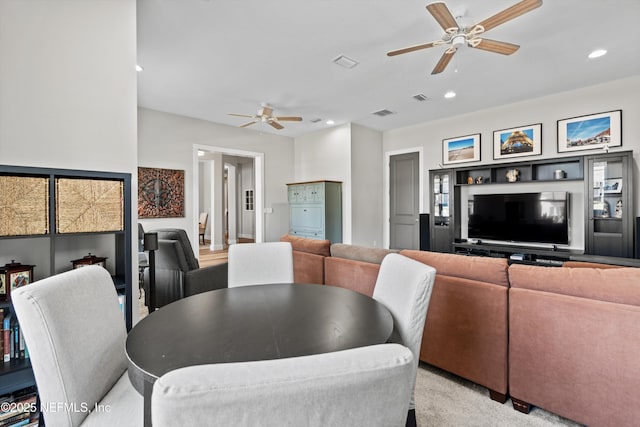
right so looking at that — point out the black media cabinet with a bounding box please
[452,241,640,267]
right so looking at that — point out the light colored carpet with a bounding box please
[415,363,583,427]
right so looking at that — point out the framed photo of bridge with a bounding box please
[557,110,622,153]
[493,123,542,160]
[442,133,481,165]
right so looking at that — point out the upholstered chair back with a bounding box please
[228,242,293,287]
[373,253,436,412]
[152,343,413,427]
[11,266,142,426]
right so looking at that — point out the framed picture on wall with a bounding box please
[493,123,542,160]
[557,110,622,153]
[138,167,185,218]
[442,133,481,165]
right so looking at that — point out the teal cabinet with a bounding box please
[287,181,342,242]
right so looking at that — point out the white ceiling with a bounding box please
[137,0,640,138]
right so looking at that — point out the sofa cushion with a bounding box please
[400,250,510,288]
[509,264,640,306]
[293,251,326,284]
[324,257,380,297]
[330,243,394,264]
[280,234,331,257]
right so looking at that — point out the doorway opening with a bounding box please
[194,145,264,253]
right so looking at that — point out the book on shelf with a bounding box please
[3,312,11,363]
[0,388,38,427]
[1,311,28,363]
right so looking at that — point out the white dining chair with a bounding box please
[151,343,413,427]
[11,266,143,427]
[227,241,294,287]
[372,253,436,427]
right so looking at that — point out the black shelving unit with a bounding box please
[0,165,133,402]
[430,152,634,258]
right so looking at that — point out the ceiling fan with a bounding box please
[387,0,542,74]
[228,104,302,130]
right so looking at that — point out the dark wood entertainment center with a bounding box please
[430,150,635,262]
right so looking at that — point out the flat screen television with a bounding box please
[468,192,569,245]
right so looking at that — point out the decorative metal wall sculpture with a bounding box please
[138,167,185,218]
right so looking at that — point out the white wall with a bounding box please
[138,108,295,244]
[384,76,640,250]
[294,124,353,243]
[351,124,383,247]
[0,1,138,306]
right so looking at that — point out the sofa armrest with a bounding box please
[184,263,228,297]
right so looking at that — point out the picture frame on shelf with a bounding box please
[493,123,542,160]
[603,178,623,194]
[442,133,481,165]
[557,110,622,153]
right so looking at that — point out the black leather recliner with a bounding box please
[143,228,227,308]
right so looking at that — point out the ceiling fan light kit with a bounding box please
[387,0,543,74]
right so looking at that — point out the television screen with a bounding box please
[468,192,569,245]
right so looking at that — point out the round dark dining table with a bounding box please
[126,283,394,426]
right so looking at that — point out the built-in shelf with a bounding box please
[455,156,584,186]
[0,164,133,400]
[430,150,634,259]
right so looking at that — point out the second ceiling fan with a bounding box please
[228,104,302,130]
[387,0,542,74]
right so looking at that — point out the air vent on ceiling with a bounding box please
[372,109,396,117]
[332,55,359,69]
[412,93,430,102]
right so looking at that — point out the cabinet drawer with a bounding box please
[290,205,324,231]
[289,229,325,239]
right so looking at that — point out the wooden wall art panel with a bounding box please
[138,167,185,218]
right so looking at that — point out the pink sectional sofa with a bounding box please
[324,243,395,297]
[280,234,330,284]
[281,234,640,425]
[400,250,510,403]
[508,264,640,426]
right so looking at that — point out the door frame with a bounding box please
[193,144,264,250]
[383,147,424,249]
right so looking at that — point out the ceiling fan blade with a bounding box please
[476,0,542,33]
[473,38,520,55]
[228,113,255,118]
[240,121,258,128]
[268,120,284,130]
[431,49,456,75]
[274,116,302,122]
[261,106,274,117]
[387,42,437,57]
[426,2,459,31]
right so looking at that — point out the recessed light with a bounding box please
[444,91,456,99]
[588,49,607,59]
[326,120,335,125]
[136,64,144,72]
